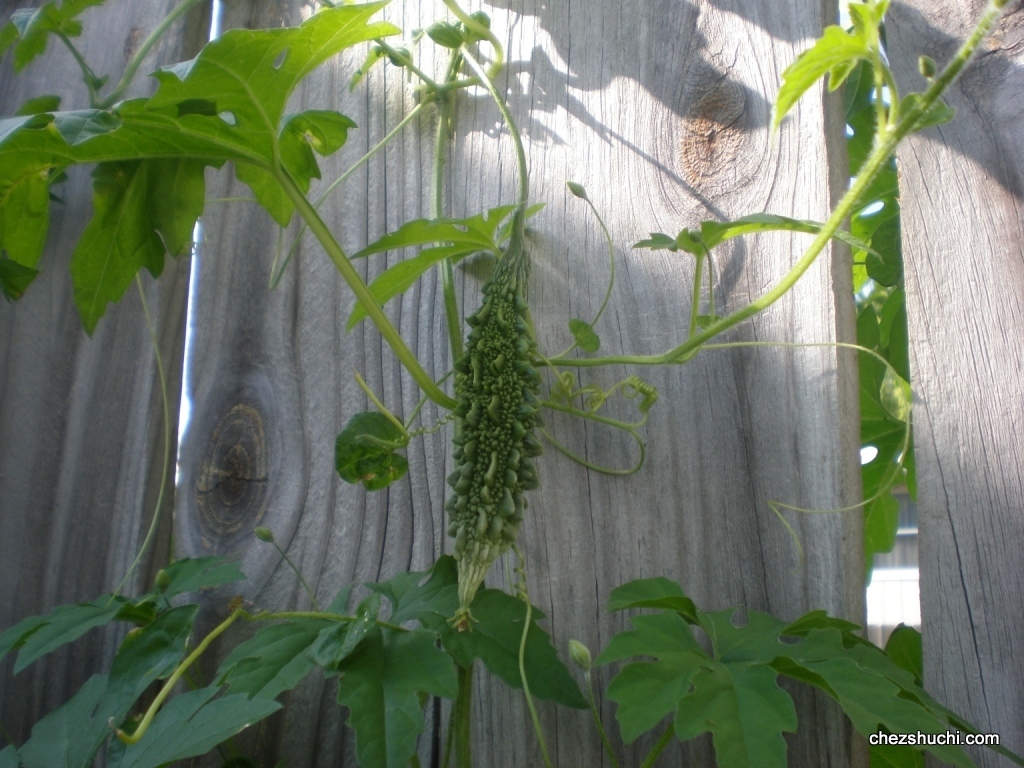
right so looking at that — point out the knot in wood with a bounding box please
[196,403,268,541]
[680,78,749,193]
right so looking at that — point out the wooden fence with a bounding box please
[10,0,1018,765]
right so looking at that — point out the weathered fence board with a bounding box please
[0,0,209,745]
[889,1,1024,764]
[173,1,863,765]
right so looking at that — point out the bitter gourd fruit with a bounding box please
[446,227,542,631]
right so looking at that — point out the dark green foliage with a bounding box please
[335,412,409,490]
[598,578,977,768]
[446,228,542,629]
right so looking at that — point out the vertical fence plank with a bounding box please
[0,0,209,745]
[889,1,1024,764]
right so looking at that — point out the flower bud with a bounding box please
[569,639,592,672]
[254,527,275,543]
[918,55,937,79]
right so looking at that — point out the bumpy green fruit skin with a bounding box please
[447,235,541,630]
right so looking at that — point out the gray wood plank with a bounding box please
[888,1,1024,764]
[0,0,210,746]
[174,1,864,765]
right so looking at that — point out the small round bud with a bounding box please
[569,639,592,672]
[918,55,937,79]
[154,569,171,590]
[254,527,275,543]
[470,11,491,29]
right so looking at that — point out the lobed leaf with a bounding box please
[774,25,870,131]
[107,688,281,768]
[336,626,458,768]
[599,579,978,767]
[157,556,246,599]
[16,674,110,768]
[0,0,106,72]
[675,662,797,768]
[0,596,128,673]
[370,557,587,709]
[606,577,700,623]
[217,619,330,699]
[309,593,381,670]
[0,256,39,300]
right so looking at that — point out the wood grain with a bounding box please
[0,0,210,745]
[169,2,866,766]
[888,1,1024,764]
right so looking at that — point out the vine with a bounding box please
[0,1,1020,767]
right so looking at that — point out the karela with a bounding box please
[446,228,542,631]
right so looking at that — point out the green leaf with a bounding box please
[148,158,208,258]
[675,662,797,768]
[700,213,877,255]
[349,44,384,91]
[345,206,518,328]
[1,596,127,673]
[16,606,202,768]
[371,557,587,709]
[0,746,16,768]
[429,589,588,709]
[632,232,678,251]
[884,624,923,686]
[606,577,700,624]
[107,689,281,768]
[279,109,355,193]
[0,159,51,269]
[106,605,198,717]
[335,626,458,768]
[775,25,870,131]
[335,412,409,490]
[568,319,600,353]
[0,4,397,284]
[158,556,247,599]
[865,214,902,287]
[354,207,516,260]
[0,256,39,300]
[864,492,900,567]
[871,744,926,768]
[17,674,110,768]
[70,161,163,332]
[901,93,956,131]
[3,1,106,72]
[217,619,330,699]
[309,593,381,669]
[16,94,61,116]
[596,612,706,742]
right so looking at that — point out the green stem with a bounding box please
[454,663,473,768]
[116,608,243,744]
[585,672,622,768]
[270,101,429,290]
[98,0,205,108]
[519,599,553,768]
[435,49,465,362]
[639,723,675,768]
[251,609,409,633]
[355,372,411,437]
[459,48,529,216]
[111,275,172,599]
[274,168,458,409]
[688,250,706,338]
[375,38,438,89]
[442,0,504,77]
[57,32,103,106]
[269,541,319,611]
